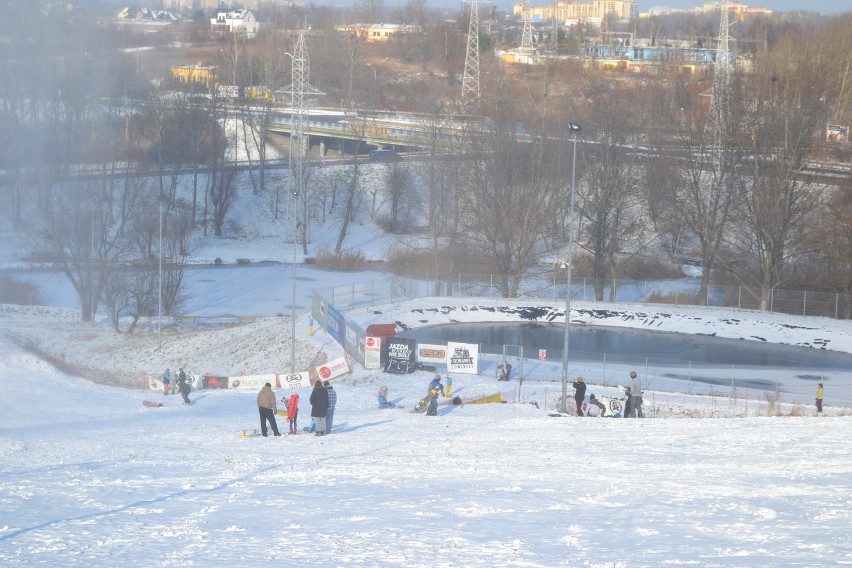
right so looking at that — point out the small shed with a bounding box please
[366,323,398,338]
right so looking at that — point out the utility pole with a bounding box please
[281,26,324,373]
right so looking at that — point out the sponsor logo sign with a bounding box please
[417,343,447,364]
[228,373,277,390]
[364,336,382,370]
[446,341,479,375]
[316,356,350,381]
[281,372,311,389]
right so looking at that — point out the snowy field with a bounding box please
[2,139,852,565]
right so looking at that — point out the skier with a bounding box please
[572,377,587,417]
[309,379,329,436]
[162,369,172,396]
[816,383,824,414]
[287,393,299,434]
[256,382,281,437]
[177,376,191,405]
[324,381,337,434]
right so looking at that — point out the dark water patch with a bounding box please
[399,322,852,371]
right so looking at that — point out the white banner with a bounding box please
[364,336,382,370]
[315,356,351,382]
[446,342,479,375]
[278,372,312,389]
[228,373,277,390]
[417,343,448,365]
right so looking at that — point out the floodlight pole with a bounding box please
[158,190,163,350]
[560,122,581,413]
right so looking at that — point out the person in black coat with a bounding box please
[309,379,329,436]
[572,377,587,417]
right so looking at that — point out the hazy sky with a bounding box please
[637,0,851,13]
[477,1,851,15]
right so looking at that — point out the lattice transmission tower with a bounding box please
[281,29,324,254]
[520,3,534,51]
[706,4,733,155]
[461,0,481,112]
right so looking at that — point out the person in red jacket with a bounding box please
[287,393,299,434]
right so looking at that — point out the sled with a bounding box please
[239,428,262,438]
[465,392,503,405]
[142,400,163,408]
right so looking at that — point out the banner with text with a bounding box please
[364,336,382,370]
[446,342,479,375]
[417,343,448,365]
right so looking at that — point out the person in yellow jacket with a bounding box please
[257,383,282,437]
[816,383,824,414]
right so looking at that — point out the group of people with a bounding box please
[255,379,338,438]
[572,371,643,418]
[162,368,192,405]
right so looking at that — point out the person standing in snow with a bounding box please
[816,383,824,414]
[286,393,299,434]
[256,383,281,437]
[324,381,337,434]
[177,377,191,405]
[627,371,643,418]
[162,369,172,396]
[425,375,444,416]
[428,374,445,398]
[310,379,329,436]
[572,377,587,417]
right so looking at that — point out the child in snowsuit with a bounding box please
[287,393,299,434]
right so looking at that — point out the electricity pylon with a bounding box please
[461,0,481,113]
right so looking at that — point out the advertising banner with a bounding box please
[417,343,448,365]
[446,342,479,375]
[365,336,382,370]
[228,373,277,390]
[278,372,312,389]
[385,337,417,374]
[315,356,351,382]
[327,304,345,346]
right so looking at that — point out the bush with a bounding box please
[0,273,41,305]
[314,247,366,271]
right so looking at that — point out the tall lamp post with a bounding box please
[560,121,582,413]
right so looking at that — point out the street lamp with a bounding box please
[560,121,582,413]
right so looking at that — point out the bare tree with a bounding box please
[577,85,646,301]
[210,168,239,237]
[723,40,830,310]
[456,98,564,297]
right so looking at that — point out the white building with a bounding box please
[211,9,259,38]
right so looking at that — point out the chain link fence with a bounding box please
[314,272,852,320]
